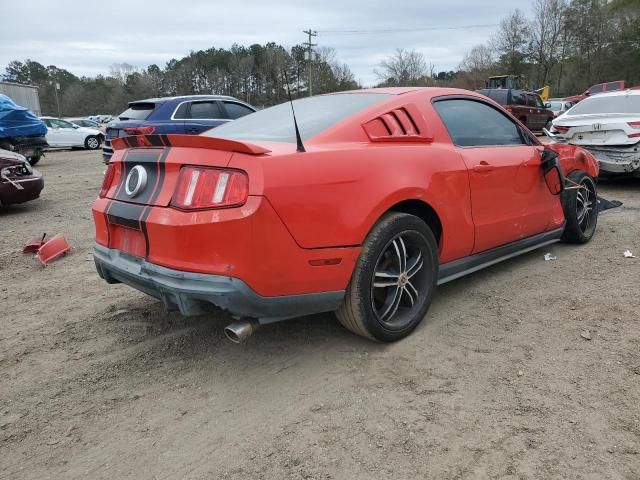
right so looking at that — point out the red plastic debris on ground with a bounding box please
[35,234,71,266]
[22,233,47,254]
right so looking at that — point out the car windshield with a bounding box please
[567,95,640,115]
[206,93,392,143]
[548,101,563,112]
[118,103,155,120]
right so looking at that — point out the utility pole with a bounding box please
[302,29,317,97]
[52,80,61,117]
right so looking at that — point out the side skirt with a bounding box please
[437,227,564,285]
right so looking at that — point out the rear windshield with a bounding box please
[207,93,392,143]
[118,103,155,121]
[567,95,640,115]
[477,89,509,105]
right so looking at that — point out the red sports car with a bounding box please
[92,87,599,342]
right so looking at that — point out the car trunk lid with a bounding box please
[104,134,270,208]
[554,114,639,145]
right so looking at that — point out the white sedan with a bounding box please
[545,90,640,176]
[40,117,104,150]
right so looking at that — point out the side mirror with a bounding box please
[73,125,79,129]
[540,148,564,195]
[544,103,551,108]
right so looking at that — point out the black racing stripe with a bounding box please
[139,147,170,257]
[104,150,132,245]
[113,150,163,205]
[161,134,171,146]
[147,135,165,147]
[106,202,146,230]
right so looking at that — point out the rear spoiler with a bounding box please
[111,134,271,155]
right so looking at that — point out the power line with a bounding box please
[318,23,500,35]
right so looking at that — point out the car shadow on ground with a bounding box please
[87,244,562,378]
[0,199,45,217]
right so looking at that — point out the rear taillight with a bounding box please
[171,167,249,210]
[627,122,640,138]
[99,163,115,198]
[554,126,570,134]
[123,126,156,135]
[505,106,513,113]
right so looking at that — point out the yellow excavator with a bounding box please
[486,75,551,102]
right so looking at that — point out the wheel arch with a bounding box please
[382,199,443,246]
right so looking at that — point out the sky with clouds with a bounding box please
[0,0,534,86]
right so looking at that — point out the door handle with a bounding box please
[473,162,494,173]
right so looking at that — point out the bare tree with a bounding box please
[492,9,531,75]
[458,44,496,88]
[530,0,568,86]
[109,63,136,85]
[374,48,428,86]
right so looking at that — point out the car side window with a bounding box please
[188,101,223,119]
[51,119,73,128]
[43,119,52,127]
[607,81,623,91]
[433,99,525,147]
[173,102,190,119]
[223,102,254,120]
[535,96,545,108]
[588,84,604,94]
[513,92,527,106]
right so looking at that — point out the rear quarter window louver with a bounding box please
[362,105,433,143]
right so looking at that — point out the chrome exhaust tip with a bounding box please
[224,320,259,343]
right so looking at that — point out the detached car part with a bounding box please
[36,234,71,266]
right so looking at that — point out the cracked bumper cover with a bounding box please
[93,245,345,323]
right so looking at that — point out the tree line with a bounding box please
[375,0,640,97]
[2,43,358,117]
[2,0,638,116]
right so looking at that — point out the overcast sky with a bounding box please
[0,0,533,86]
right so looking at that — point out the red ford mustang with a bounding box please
[92,87,599,342]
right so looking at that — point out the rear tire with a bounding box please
[336,213,438,342]
[561,170,598,244]
[85,135,101,150]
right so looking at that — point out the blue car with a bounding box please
[103,95,256,163]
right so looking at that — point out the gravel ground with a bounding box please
[1,149,639,479]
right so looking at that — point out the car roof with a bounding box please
[588,89,640,98]
[129,94,239,105]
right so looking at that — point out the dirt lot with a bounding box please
[1,149,639,479]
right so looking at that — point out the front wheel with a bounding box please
[561,170,598,243]
[85,135,101,150]
[336,212,439,342]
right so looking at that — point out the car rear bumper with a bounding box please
[94,245,344,323]
[582,145,640,174]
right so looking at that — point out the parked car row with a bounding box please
[40,117,104,150]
